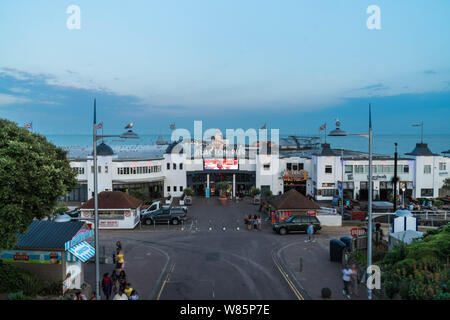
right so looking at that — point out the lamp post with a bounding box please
[92,99,139,300]
[329,104,374,300]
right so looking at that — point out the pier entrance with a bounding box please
[187,171,256,197]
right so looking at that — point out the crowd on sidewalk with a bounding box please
[74,241,140,300]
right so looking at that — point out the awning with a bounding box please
[68,241,95,263]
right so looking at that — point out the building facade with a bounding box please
[63,140,450,207]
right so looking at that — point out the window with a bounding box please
[292,164,298,171]
[298,163,304,170]
[105,166,108,173]
[73,167,85,175]
[321,189,336,197]
[173,163,177,170]
[174,186,177,192]
[287,163,292,170]
[325,165,332,174]
[404,165,409,173]
[167,163,170,170]
[345,165,353,173]
[180,163,183,170]
[424,165,432,174]
[180,186,183,192]
[421,189,434,197]
[98,166,101,173]
[355,165,364,174]
[439,162,447,171]
[167,186,171,192]
[91,166,94,173]
[263,164,270,170]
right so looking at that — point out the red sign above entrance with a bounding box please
[204,159,238,170]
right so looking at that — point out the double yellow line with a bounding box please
[156,263,176,300]
[272,253,304,300]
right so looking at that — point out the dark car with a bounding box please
[272,215,321,235]
[141,207,188,225]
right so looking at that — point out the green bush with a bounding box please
[8,291,33,300]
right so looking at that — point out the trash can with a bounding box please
[340,236,353,248]
[330,239,346,262]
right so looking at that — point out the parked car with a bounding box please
[272,215,321,235]
[141,207,188,225]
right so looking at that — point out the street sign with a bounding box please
[68,241,95,263]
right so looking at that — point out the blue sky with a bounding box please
[0,0,449,135]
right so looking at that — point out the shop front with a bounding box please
[283,169,307,195]
[187,171,256,197]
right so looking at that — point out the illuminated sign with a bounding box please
[204,159,238,170]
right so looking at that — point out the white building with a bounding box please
[62,139,450,206]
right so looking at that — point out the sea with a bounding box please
[43,133,450,157]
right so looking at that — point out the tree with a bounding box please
[251,187,261,197]
[0,119,77,249]
[183,187,193,196]
[215,181,229,198]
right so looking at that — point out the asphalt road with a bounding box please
[84,197,335,300]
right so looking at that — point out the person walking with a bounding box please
[111,270,119,294]
[305,223,315,243]
[253,215,258,230]
[115,248,124,272]
[257,215,262,231]
[351,264,359,297]
[101,273,112,300]
[124,283,133,298]
[342,265,354,299]
[113,289,128,300]
[247,215,253,231]
[129,290,140,300]
[118,270,127,291]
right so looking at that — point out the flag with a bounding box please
[25,122,32,129]
[96,122,103,129]
[412,124,421,127]
[319,123,326,131]
[261,123,266,130]
[170,123,175,130]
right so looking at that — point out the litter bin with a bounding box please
[330,239,346,262]
[340,236,353,248]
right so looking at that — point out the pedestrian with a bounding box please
[124,283,133,298]
[74,291,87,300]
[118,270,127,291]
[257,215,262,231]
[409,203,414,212]
[305,222,315,243]
[342,265,354,299]
[244,215,249,229]
[89,291,96,300]
[351,264,359,297]
[115,248,124,272]
[113,241,122,263]
[321,287,332,299]
[113,289,128,300]
[253,215,258,230]
[247,215,253,231]
[111,269,119,293]
[129,290,140,300]
[101,273,112,300]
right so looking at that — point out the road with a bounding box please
[84,197,348,300]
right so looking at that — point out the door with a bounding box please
[154,208,170,223]
[297,215,309,232]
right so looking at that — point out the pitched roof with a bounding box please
[405,143,438,156]
[79,191,142,210]
[268,189,321,210]
[14,221,85,250]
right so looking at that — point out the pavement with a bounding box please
[84,197,370,300]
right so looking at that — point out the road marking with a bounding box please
[272,250,304,300]
[156,263,176,300]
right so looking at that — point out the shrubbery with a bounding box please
[379,224,450,300]
[0,263,62,298]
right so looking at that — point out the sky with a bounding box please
[0,0,449,135]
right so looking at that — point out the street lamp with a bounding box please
[329,104,374,300]
[92,99,139,300]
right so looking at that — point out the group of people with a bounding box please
[100,241,140,300]
[342,264,359,299]
[244,214,262,230]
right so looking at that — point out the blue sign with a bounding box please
[68,241,95,263]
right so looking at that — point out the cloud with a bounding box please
[9,87,31,94]
[0,93,31,106]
